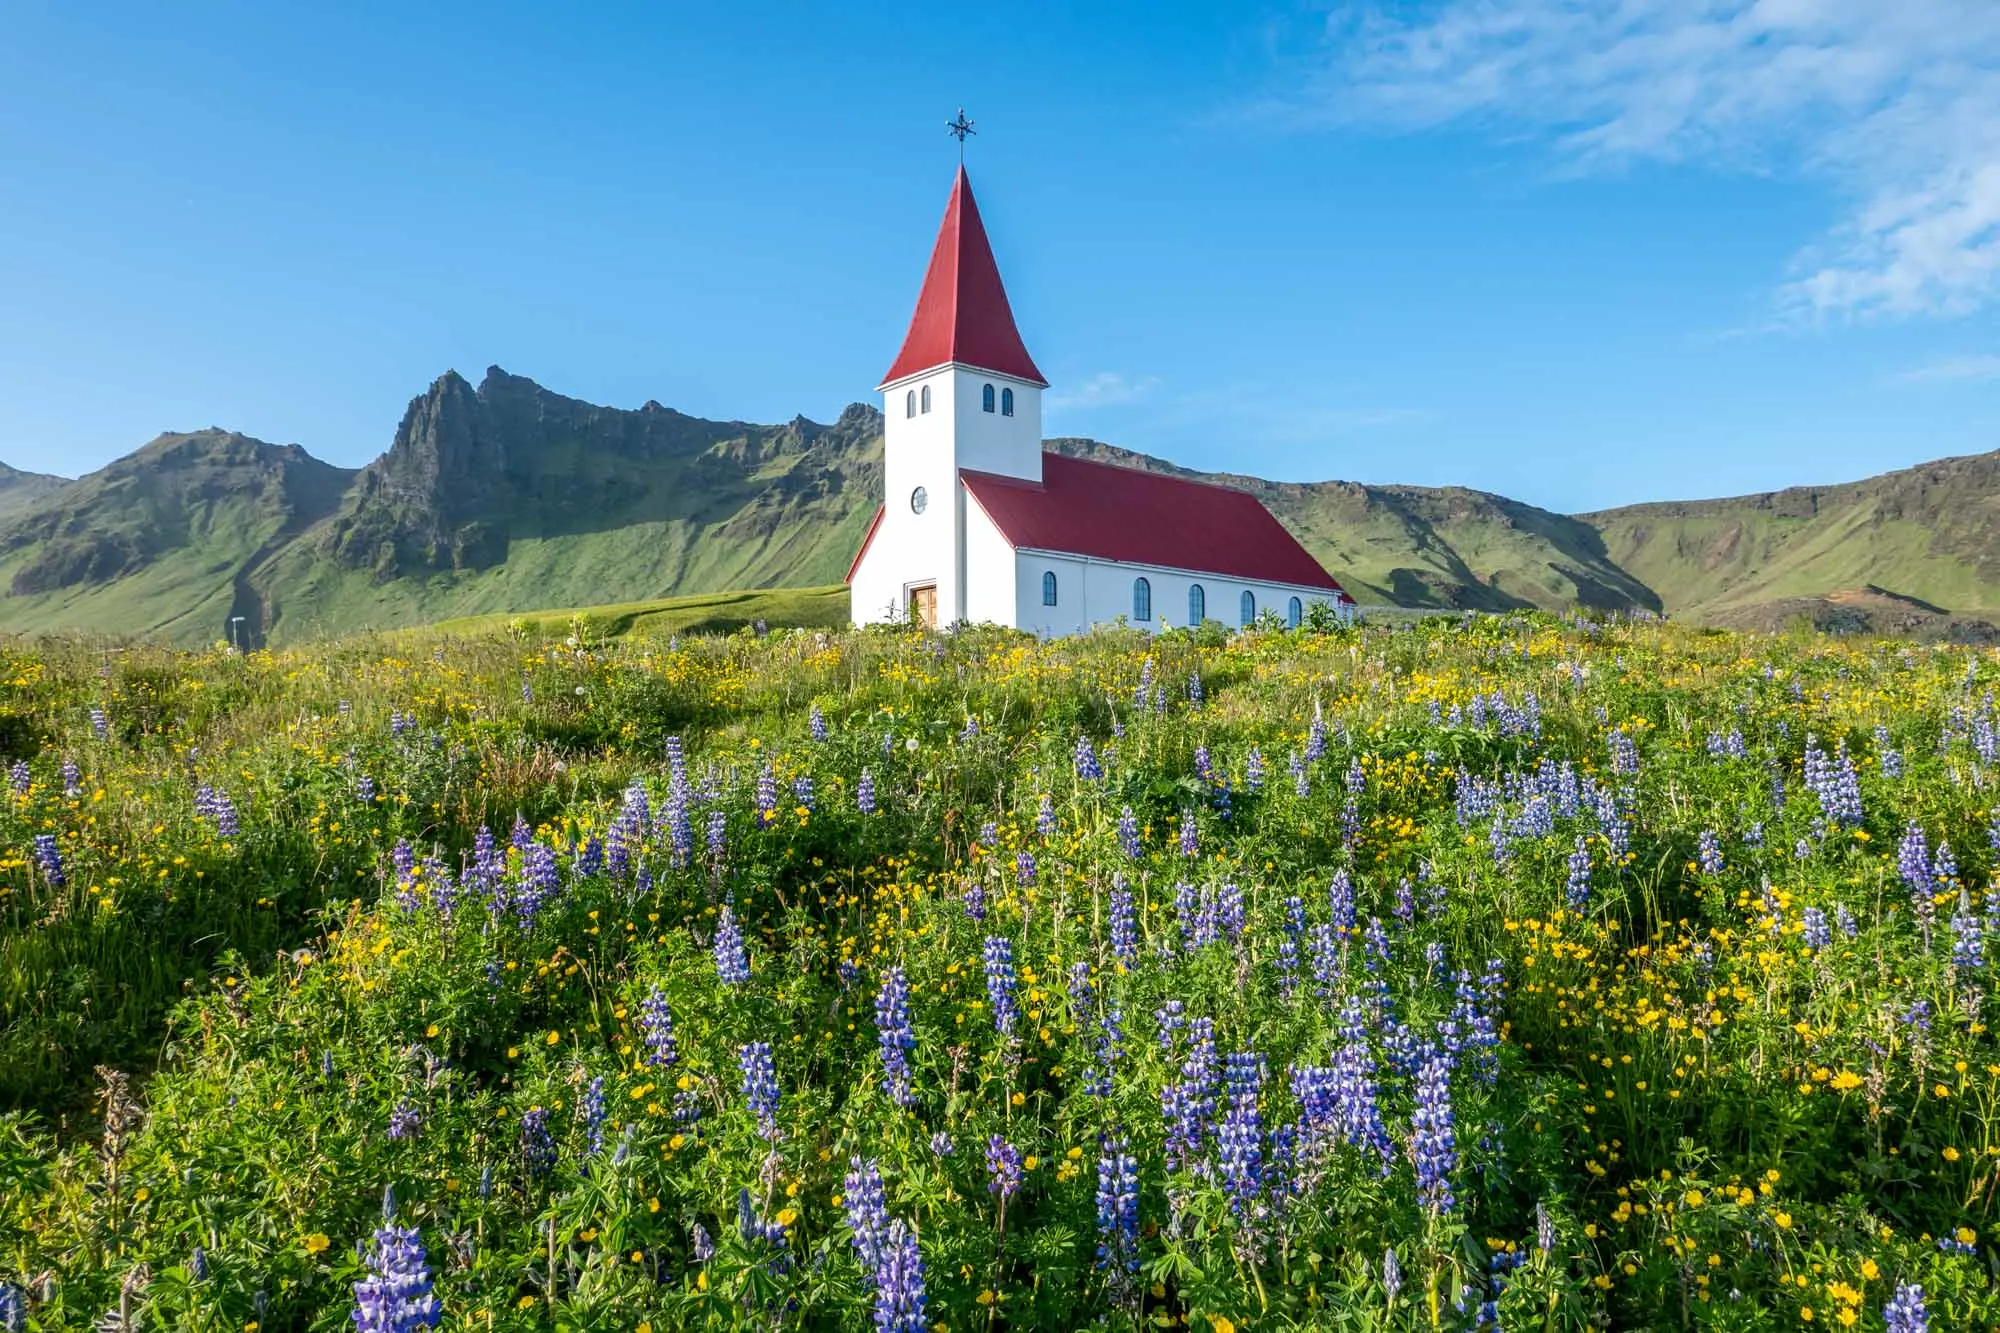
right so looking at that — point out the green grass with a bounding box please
[425,584,851,639]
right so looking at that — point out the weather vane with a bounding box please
[946,108,975,163]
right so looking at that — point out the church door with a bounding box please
[908,583,937,628]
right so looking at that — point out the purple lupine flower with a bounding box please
[844,1156,889,1273]
[1036,794,1056,837]
[0,1281,22,1333]
[1306,706,1327,763]
[1333,997,1394,1171]
[986,1136,1023,1199]
[874,1220,927,1333]
[740,1041,780,1138]
[706,809,728,863]
[1307,924,1341,997]
[755,763,778,825]
[1117,806,1141,860]
[1697,830,1723,875]
[1178,811,1198,859]
[1096,1137,1140,1273]
[876,967,916,1106]
[791,774,815,811]
[387,1101,420,1142]
[1329,869,1356,935]
[1411,1043,1457,1214]
[1952,913,1984,970]
[1155,999,1186,1052]
[1608,729,1638,776]
[1245,747,1264,792]
[1883,1284,1929,1333]
[857,768,877,814]
[1075,735,1103,781]
[1276,896,1305,998]
[1216,1091,1264,1217]
[962,883,986,924]
[90,706,109,740]
[714,906,751,985]
[351,1221,442,1332]
[59,759,80,798]
[640,985,678,1067]
[580,1075,607,1154]
[1565,838,1592,912]
[514,844,560,931]
[195,784,239,838]
[983,937,1019,1038]
[519,1107,555,1176]
[7,761,27,796]
[31,833,63,886]
[1194,746,1214,785]
[1803,907,1830,953]
[1015,849,1037,885]
[809,705,827,743]
[1110,883,1138,964]
[1187,672,1203,707]
[607,780,649,880]
[1899,824,1934,925]
[1291,750,1310,798]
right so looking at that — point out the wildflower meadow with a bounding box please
[0,612,1995,1329]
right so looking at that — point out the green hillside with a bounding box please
[1581,449,2000,623]
[4,364,1999,645]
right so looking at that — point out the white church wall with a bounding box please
[949,367,1042,482]
[1012,549,1340,637]
[962,494,1019,626]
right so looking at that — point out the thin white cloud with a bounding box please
[1310,0,2000,320]
[1890,353,2000,384]
[1045,372,1163,411]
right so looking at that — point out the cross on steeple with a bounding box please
[946,108,976,162]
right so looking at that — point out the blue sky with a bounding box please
[3,0,1999,513]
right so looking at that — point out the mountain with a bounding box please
[1579,451,2000,628]
[0,367,1996,644]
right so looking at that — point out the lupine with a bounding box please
[1178,810,1198,858]
[519,1108,555,1176]
[351,1221,441,1332]
[740,1041,780,1138]
[1411,1043,1457,1213]
[1095,1137,1140,1273]
[1952,913,1984,970]
[714,905,751,984]
[1803,907,1830,952]
[876,967,916,1106]
[1306,706,1327,762]
[983,936,1019,1038]
[986,1135,1022,1198]
[1883,1284,1929,1333]
[387,1101,420,1142]
[89,705,109,739]
[1109,884,1138,963]
[1565,838,1591,911]
[580,1075,607,1154]
[7,761,27,795]
[1276,896,1305,997]
[59,759,80,798]
[1216,1091,1264,1216]
[31,833,63,886]
[1116,806,1141,859]
[1696,829,1723,875]
[791,774,815,811]
[514,844,560,931]
[755,763,778,824]
[1291,750,1309,797]
[1329,869,1356,934]
[640,986,678,1067]
[1015,849,1037,885]
[1245,746,1264,791]
[843,1156,889,1273]
[1075,735,1103,780]
[857,768,876,814]
[873,1220,927,1333]
[809,704,827,742]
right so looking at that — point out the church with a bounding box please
[847,166,1355,636]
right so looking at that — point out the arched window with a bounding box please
[1132,577,1152,622]
[1240,590,1256,626]
[982,383,996,413]
[919,384,931,414]
[1187,583,1206,624]
[1001,387,1015,416]
[1042,570,1058,606]
[905,389,915,419]
[1288,596,1303,629]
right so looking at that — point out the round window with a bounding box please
[910,486,929,515]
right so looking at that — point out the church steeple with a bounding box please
[879,168,1047,389]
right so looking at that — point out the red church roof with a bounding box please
[879,168,1047,389]
[961,454,1346,593]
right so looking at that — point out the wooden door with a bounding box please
[909,584,937,628]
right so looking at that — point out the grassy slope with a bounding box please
[425,584,850,639]
[1583,448,2000,619]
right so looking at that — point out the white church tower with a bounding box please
[849,167,1047,628]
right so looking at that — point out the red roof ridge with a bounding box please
[880,168,1047,389]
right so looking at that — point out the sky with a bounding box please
[4,0,2000,513]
